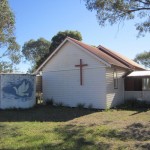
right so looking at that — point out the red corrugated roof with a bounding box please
[68,37,144,70]
[98,45,144,70]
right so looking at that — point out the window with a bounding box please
[125,78,150,91]
[142,78,150,90]
[124,78,142,91]
[113,69,118,89]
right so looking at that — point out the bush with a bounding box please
[46,98,54,106]
[88,104,93,109]
[117,99,150,109]
[77,103,85,109]
[55,102,64,107]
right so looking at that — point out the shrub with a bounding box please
[55,102,64,107]
[117,99,150,109]
[77,103,85,109]
[46,98,54,106]
[88,104,93,109]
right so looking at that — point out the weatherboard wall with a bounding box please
[0,74,36,109]
[42,41,107,109]
[106,68,126,108]
[124,91,150,103]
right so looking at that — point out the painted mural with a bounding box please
[2,75,35,102]
[3,79,33,100]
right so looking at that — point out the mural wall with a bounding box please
[0,74,36,109]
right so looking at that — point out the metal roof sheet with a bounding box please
[127,71,150,77]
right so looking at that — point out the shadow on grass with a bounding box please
[0,124,21,138]
[116,100,150,115]
[115,107,150,116]
[135,143,150,150]
[19,124,111,150]
[13,122,150,150]
[0,105,96,122]
[0,124,111,150]
[129,108,150,116]
[94,122,150,142]
[1,120,149,149]
[122,123,150,141]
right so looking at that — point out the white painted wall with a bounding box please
[124,91,150,103]
[0,74,36,109]
[42,41,107,109]
[106,68,126,108]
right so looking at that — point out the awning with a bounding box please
[127,71,150,77]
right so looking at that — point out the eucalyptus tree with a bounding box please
[0,0,21,72]
[84,0,150,36]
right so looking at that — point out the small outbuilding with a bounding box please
[0,74,36,109]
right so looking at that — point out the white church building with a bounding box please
[35,37,145,109]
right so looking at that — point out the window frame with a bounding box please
[113,69,118,89]
[142,77,150,91]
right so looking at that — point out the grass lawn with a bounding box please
[0,105,150,150]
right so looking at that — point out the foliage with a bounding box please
[88,103,93,109]
[49,30,82,54]
[77,103,85,109]
[0,0,14,46]
[134,51,150,68]
[55,102,64,107]
[22,38,51,69]
[117,99,150,109]
[0,61,13,73]
[46,98,54,106]
[35,30,82,69]
[84,0,150,36]
[0,0,21,72]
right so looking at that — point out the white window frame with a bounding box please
[142,78,150,91]
[113,69,118,89]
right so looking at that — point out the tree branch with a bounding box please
[0,50,8,58]
[124,7,150,14]
[135,0,150,5]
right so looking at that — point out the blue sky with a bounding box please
[8,0,150,72]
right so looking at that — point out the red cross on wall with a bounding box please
[75,59,88,85]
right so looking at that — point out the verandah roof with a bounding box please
[127,71,150,77]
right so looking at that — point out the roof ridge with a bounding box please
[98,45,133,69]
[98,45,144,70]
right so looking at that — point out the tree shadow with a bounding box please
[129,108,150,116]
[121,122,150,141]
[135,142,150,150]
[0,105,97,122]
[115,107,150,116]
[0,123,21,139]
[94,122,150,142]
[0,124,111,150]
[116,100,150,116]
[19,124,111,150]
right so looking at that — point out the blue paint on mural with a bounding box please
[2,79,33,100]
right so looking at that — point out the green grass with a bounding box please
[0,105,150,150]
